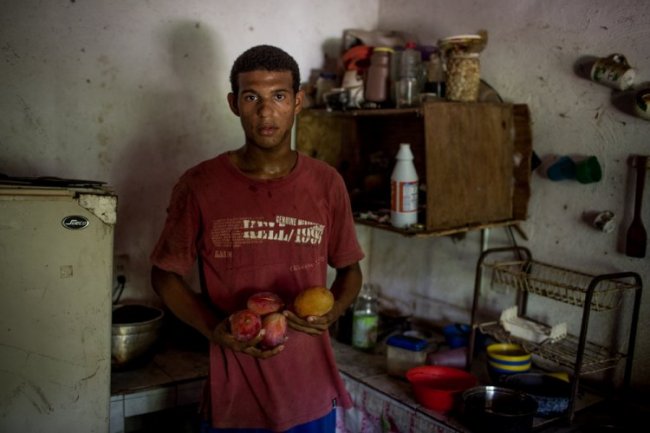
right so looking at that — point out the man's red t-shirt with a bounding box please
[151,152,364,431]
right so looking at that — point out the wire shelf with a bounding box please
[472,248,643,424]
[484,259,639,311]
[479,322,624,375]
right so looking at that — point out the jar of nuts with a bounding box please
[438,32,487,102]
[446,52,480,102]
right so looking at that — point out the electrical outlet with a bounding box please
[113,254,129,304]
[113,253,130,280]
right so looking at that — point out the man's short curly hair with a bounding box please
[229,45,301,96]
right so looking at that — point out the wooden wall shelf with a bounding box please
[296,101,532,237]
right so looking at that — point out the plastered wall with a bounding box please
[1,0,649,390]
[373,0,650,391]
[0,0,378,295]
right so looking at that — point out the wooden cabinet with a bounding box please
[296,101,532,236]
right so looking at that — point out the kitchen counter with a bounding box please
[332,340,650,433]
[110,338,209,433]
[109,335,467,433]
[331,339,469,433]
[110,335,619,433]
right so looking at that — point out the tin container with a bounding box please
[590,53,635,91]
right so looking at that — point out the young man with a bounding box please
[150,45,364,432]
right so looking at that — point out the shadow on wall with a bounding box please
[112,20,227,301]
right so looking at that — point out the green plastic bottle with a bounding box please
[352,283,379,351]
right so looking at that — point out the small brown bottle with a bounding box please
[364,47,393,105]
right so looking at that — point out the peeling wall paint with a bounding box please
[376,0,650,390]
[0,0,379,302]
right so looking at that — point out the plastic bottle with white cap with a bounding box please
[396,42,422,108]
[352,283,379,351]
[390,143,419,228]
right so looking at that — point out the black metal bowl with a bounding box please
[461,386,538,433]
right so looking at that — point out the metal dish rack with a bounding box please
[468,246,642,424]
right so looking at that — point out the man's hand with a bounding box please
[284,309,336,336]
[211,318,285,359]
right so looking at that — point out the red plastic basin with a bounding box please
[406,365,478,413]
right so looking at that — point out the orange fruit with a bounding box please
[293,287,334,318]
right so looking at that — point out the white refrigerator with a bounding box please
[0,180,117,433]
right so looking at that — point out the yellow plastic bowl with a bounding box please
[488,360,531,373]
[487,343,531,363]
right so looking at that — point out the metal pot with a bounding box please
[461,386,538,433]
[112,304,164,367]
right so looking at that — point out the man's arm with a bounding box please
[285,262,363,335]
[329,262,363,320]
[151,265,283,358]
[151,265,222,340]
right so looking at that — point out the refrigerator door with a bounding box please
[0,186,116,433]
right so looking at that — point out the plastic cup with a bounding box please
[575,156,602,184]
[546,156,576,181]
[443,323,471,348]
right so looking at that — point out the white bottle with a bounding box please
[391,143,419,228]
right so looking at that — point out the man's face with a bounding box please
[228,70,303,151]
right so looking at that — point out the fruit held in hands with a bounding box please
[229,309,262,342]
[247,291,285,315]
[260,312,288,349]
[293,287,334,318]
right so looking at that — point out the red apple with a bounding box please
[229,309,262,342]
[259,312,288,349]
[247,291,285,316]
